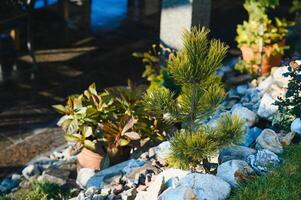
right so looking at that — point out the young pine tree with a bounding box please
[144,27,244,172]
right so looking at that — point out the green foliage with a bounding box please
[133,44,180,94]
[290,0,301,13]
[54,81,169,155]
[53,83,115,152]
[236,0,294,75]
[273,62,301,130]
[0,181,74,200]
[145,27,244,171]
[168,114,244,170]
[230,143,301,200]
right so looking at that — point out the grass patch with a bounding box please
[0,181,75,200]
[230,143,301,200]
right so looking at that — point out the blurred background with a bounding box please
[0,0,294,177]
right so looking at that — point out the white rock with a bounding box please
[158,186,196,200]
[22,164,40,179]
[154,141,171,161]
[257,93,278,119]
[256,129,283,154]
[258,76,274,92]
[232,105,258,127]
[216,160,255,188]
[272,66,290,88]
[160,168,189,188]
[86,159,145,188]
[76,168,96,188]
[134,174,164,200]
[291,118,301,135]
[176,173,231,200]
[247,149,280,175]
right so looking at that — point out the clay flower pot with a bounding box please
[240,42,283,75]
[77,147,105,171]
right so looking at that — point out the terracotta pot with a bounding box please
[77,147,105,171]
[108,146,131,166]
[240,43,283,75]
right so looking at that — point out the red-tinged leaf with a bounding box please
[124,131,141,140]
[121,116,136,134]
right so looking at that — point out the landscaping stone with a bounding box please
[154,141,171,161]
[176,173,231,200]
[257,93,278,119]
[38,167,70,185]
[158,186,196,200]
[219,145,256,163]
[272,66,290,88]
[0,179,19,194]
[232,105,258,127]
[76,168,96,188]
[11,174,21,182]
[243,127,262,147]
[291,118,301,135]
[22,164,40,179]
[120,188,137,200]
[247,149,280,175]
[236,84,249,95]
[134,174,164,200]
[258,76,274,92]
[86,159,145,188]
[278,131,296,146]
[160,168,189,188]
[216,160,255,188]
[256,129,283,154]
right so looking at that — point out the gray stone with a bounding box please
[232,105,258,127]
[257,93,278,120]
[92,194,105,200]
[120,188,137,200]
[76,191,85,200]
[0,179,19,194]
[291,118,301,135]
[158,186,196,200]
[176,173,231,200]
[86,159,145,188]
[256,129,283,154]
[22,164,40,179]
[247,149,280,175]
[85,186,100,198]
[272,66,291,88]
[160,168,189,188]
[39,167,70,186]
[154,141,171,161]
[236,84,249,95]
[216,160,255,188]
[134,174,164,200]
[76,168,96,188]
[258,76,274,92]
[11,174,21,182]
[243,127,262,147]
[219,146,256,163]
[279,132,296,146]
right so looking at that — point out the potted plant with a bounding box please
[236,0,294,76]
[53,83,142,170]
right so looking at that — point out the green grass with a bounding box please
[230,143,301,200]
[0,181,76,200]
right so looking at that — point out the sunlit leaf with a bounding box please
[124,131,141,140]
[52,105,66,114]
